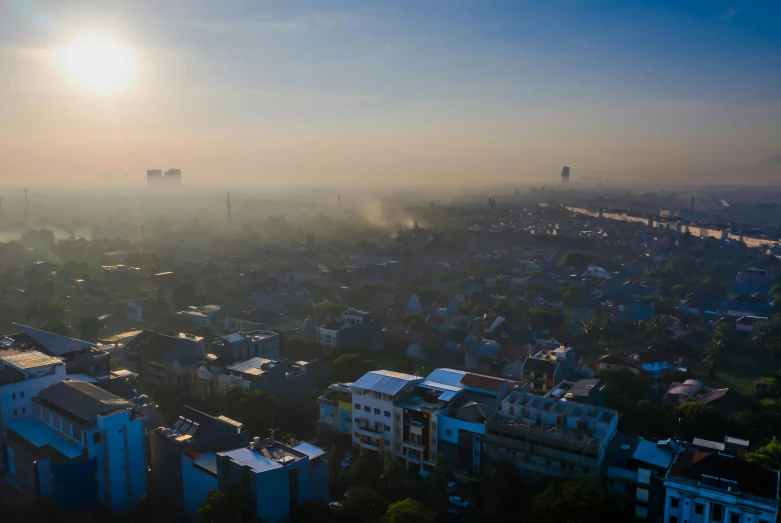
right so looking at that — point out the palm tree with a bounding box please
[711,322,733,346]
[702,339,724,378]
[751,321,772,351]
[645,314,670,343]
[578,317,603,349]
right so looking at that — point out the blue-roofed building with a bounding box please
[2,380,147,515]
[191,438,328,523]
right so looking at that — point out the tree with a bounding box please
[285,337,324,361]
[345,456,382,489]
[747,436,781,470]
[577,317,603,349]
[380,453,410,502]
[531,477,616,523]
[702,340,723,378]
[332,353,376,383]
[41,321,71,337]
[290,502,333,523]
[25,301,65,327]
[340,485,388,523]
[526,306,565,331]
[674,402,725,441]
[473,461,526,520]
[645,314,671,343]
[382,498,437,523]
[197,481,255,523]
[77,317,104,341]
[559,252,596,269]
[172,284,195,310]
[428,453,448,513]
[151,311,195,333]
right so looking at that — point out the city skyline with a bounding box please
[0,0,780,185]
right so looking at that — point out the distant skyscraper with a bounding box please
[147,169,163,185]
[164,168,182,184]
[561,166,570,184]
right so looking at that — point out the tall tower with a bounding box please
[164,168,182,184]
[227,192,231,224]
[146,170,162,185]
[24,188,28,215]
[561,166,570,184]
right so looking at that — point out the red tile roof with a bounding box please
[459,373,504,392]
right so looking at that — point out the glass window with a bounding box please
[670,498,679,509]
[384,425,390,432]
[384,411,391,417]
[355,403,360,409]
[93,432,101,444]
[694,504,703,515]
[20,391,24,398]
[730,515,740,523]
[374,408,380,415]
[364,406,370,412]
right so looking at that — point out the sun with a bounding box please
[58,34,135,95]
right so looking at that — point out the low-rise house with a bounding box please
[149,406,250,516]
[724,295,773,318]
[630,346,677,375]
[484,392,618,483]
[618,301,655,324]
[733,268,774,296]
[596,354,642,375]
[3,381,147,514]
[124,330,204,392]
[545,378,605,406]
[664,437,779,523]
[218,357,325,401]
[224,308,285,333]
[212,331,281,361]
[316,308,372,349]
[177,305,220,328]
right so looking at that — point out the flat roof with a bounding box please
[219,441,304,473]
[193,452,218,475]
[293,442,326,460]
[9,417,84,459]
[226,357,276,376]
[632,440,674,469]
[0,350,62,370]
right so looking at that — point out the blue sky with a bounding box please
[1,0,779,185]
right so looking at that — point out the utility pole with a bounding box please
[227,192,232,224]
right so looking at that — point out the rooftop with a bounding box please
[352,370,421,395]
[37,381,134,424]
[225,357,279,377]
[8,416,85,459]
[0,349,62,370]
[12,323,96,356]
[219,439,307,473]
[669,451,779,501]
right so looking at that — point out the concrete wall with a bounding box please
[182,457,217,517]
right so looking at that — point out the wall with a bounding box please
[0,365,66,434]
[182,457,217,517]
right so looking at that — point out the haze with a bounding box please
[1,0,780,187]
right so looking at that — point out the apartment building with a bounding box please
[484,391,618,483]
[3,381,147,514]
[316,308,372,349]
[664,437,779,523]
[192,438,329,523]
[212,330,281,361]
[351,370,422,457]
[149,406,250,515]
[318,382,354,437]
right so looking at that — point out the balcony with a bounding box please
[354,424,383,438]
[402,439,426,452]
[318,395,338,406]
[358,438,380,451]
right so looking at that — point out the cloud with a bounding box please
[719,5,740,20]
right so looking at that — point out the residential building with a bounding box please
[631,346,677,375]
[733,268,774,296]
[317,382,354,437]
[484,391,618,483]
[212,331,281,361]
[545,379,605,406]
[177,305,219,328]
[596,354,642,375]
[205,439,328,523]
[663,380,735,411]
[146,169,162,184]
[164,168,182,183]
[664,437,779,523]
[217,357,325,401]
[351,370,422,457]
[521,344,575,392]
[124,330,204,392]
[0,346,66,436]
[606,434,677,521]
[3,381,147,514]
[561,166,570,183]
[316,308,372,349]
[149,406,250,515]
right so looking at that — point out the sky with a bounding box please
[1,0,780,186]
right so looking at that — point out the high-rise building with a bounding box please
[146,169,162,185]
[561,166,570,183]
[164,168,182,184]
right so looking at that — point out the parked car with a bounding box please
[447,481,458,493]
[329,501,343,510]
[340,454,353,468]
[449,496,469,508]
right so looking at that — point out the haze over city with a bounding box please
[1,0,780,187]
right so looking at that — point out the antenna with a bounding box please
[227,192,231,224]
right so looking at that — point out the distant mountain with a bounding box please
[759,153,781,166]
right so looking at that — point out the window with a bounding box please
[21,407,25,414]
[11,393,15,399]
[730,515,740,523]
[384,440,391,447]
[669,517,678,523]
[374,408,380,415]
[20,391,24,398]
[13,409,17,416]
[93,432,101,444]
[670,498,679,509]
[384,410,391,417]
[384,425,390,432]
[694,504,703,515]
[711,504,724,521]
[355,403,360,409]
[364,406,370,412]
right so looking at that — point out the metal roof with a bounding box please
[219,447,282,473]
[13,323,96,356]
[352,370,420,395]
[424,368,467,389]
[631,440,674,469]
[38,381,132,424]
[0,349,62,370]
[294,442,326,460]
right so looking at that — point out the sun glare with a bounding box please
[59,34,134,95]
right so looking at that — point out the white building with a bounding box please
[0,347,66,432]
[351,370,422,457]
[664,439,779,523]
